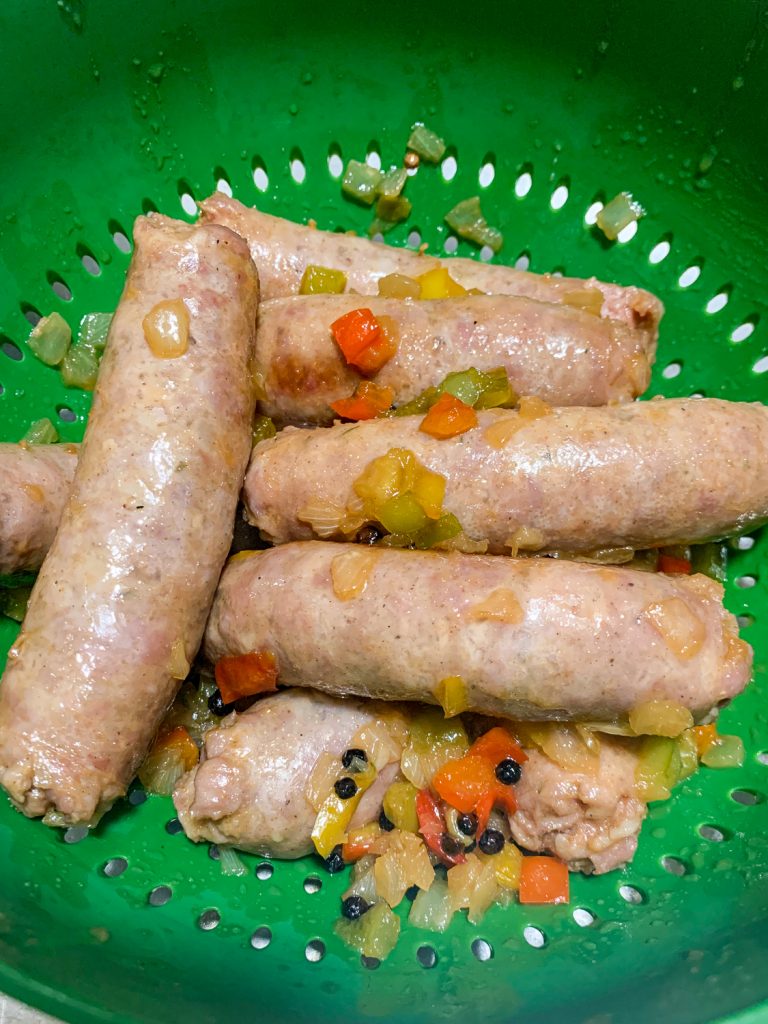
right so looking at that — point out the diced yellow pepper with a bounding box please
[417,267,468,300]
[382,780,420,832]
[435,676,469,718]
[353,448,418,513]
[412,466,446,519]
[490,843,523,890]
[299,264,347,295]
[311,763,376,858]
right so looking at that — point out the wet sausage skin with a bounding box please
[173,689,648,873]
[0,214,259,824]
[244,398,768,554]
[257,293,655,426]
[0,443,78,574]
[205,542,751,722]
[199,193,663,336]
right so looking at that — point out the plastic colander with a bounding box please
[1,2,767,1022]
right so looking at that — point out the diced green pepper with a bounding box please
[445,197,504,252]
[299,265,347,295]
[438,368,489,407]
[378,491,429,535]
[342,160,383,205]
[413,512,462,550]
[407,124,446,163]
[392,387,440,417]
[375,195,412,224]
[252,415,277,446]
[28,312,71,367]
[377,167,408,199]
[77,312,112,355]
[689,542,727,583]
[474,367,517,409]
[22,418,59,445]
[61,346,99,390]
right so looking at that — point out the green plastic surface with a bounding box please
[1,1,767,1022]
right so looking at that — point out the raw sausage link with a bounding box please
[0,443,78,573]
[244,398,768,553]
[173,689,648,874]
[0,214,259,824]
[199,194,663,335]
[257,293,655,426]
[204,541,751,722]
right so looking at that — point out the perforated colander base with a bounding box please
[1,3,767,1023]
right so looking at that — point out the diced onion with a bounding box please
[701,734,745,768]
[374,831,434,907]
[377,273,420,299]
[643,598,705,660]
[468,588,523,624]
[629,700,694,738]
[142,299,189,358]
[561,288,603,316]
[409,876,454,932]
[330,548,380,601]
[306,752,341,811]
[334,900,400,959]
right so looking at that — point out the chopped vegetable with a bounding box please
[420,392,478,439]
[21,418,59,445]
[341,895,370,920]
[400,707,469,789]
[331,547,380,600]
[561,289,603,316]
[416,788,466,866]
[396,366,516,418]
[352,447,447,537]
[374,830,434,906]
[77,312,112,355]
[0,586,32,622]
[445,197,503,253]
[692,723,717,757]
[330,307,397,375]
[372,195,413,232]
[312,761,377,858]
[334,899,400,960]
[342,160,383,205]
[382,780,419,833]
[377,167,408,199]
[492,843,523,890]
[519,856,569,905]
[142,299,189,359]
[252,415,277,446]
[407,124,446,164]
[629,700,693,738]
[690,542,727,583]
[60,346,99,390]
[297,498,366,540]
[214,649,278,705]
[350,713,409,771]
[411,512,463,550]
[634,736,682,801]
[514,722,596,773]
[657,553,692,575]
[416,267,467,299]
[377,273,421,300]
[434,676,469,718]
[28,312,71,366]
[138,725,199,795]
[469,727,528,767]
[299,265,347,295]
[330,381,394,421]
[409,876,455,932]
[676,729,699,781]
[596,192,645,241]
[447,852,499,923]
[342,824,389,863]
[378,491,429,534]
[218,846,248,877]
[701,734,745,768]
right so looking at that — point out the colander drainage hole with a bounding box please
[550,183,569,211]
[56,405,77,423]
[305,939,326,962]
[327,145,344,180]
[209,844,221,860]
[148,885,172,907]
[256,862,274,880]
[198,909,221,931]
[705,291,730,315]
[444,235,459,255]
[128,788,147,806]
[361,955,381,970]
[303,875,322,894]
[215,177,233,198]
[661,856,688,876]
[572,908,595,927]
[662,361,682,380]
[648,239,671,265]
[514,169,533,198]
[699,825,726,842]
[734,536,755,551]
[103,857,128,878]
[515,252,531,272]
[584,201,603,226]
[678,264,702,289]
[250,927,272,950]
[617,220,638,244]
[407,230,422,249]
[738,614,755,629]
[22,305,41,326]
[112,230,132,254]
[480,245,494,262]
[754,355,768,375]
[252,161,269,193]
[80,252,101,277]
[731,789,763,805]
[290,151,306,185]
[471,938,494,961]
[179,192,197,218]
[165,817,183,835]
[478,157,495,188]
[441,153,457,182]
[63,825,89,844]
[619,884,645,905]
[49,276,72,301]
[523,926,546,949]
[731,322,755,343]
[2,339,23,361]
[417,945,438,968]
[735,575,756,589]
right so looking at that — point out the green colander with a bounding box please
[1,1,767,1021]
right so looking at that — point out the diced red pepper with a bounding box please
[518,856,570,904]
[657,554,692,574]
[469,726,528,768]
[330,308,397,375]
[419,392,478,439]
[329,381,394,421]
[415,788,466,866]
[215,650,278,705]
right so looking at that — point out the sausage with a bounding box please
[244,398,768,554]
[199,193,663,335]
[204,541,751,722]
[257,293,655,426]
[173,689,647,873]
[0,214,259,824]
[0,443,78,574]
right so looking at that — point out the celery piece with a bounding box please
[407,124,446,163]
[596,192,645,241]
[28,312,71,367]
[78,312,112,355]
[61,346,99,390]
[414,512,462,550]
[690,542,727,583]
[0,586,32,622]
[252,415,277,446]
[375,195,412,223]
[392,387,439,417]
[22,418,59,445]
[342,160,382,205]
[445,197,503,252]
[299,265,347,295]
[378,492,428,535]
[377,167,408,199]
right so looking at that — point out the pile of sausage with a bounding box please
[0,195,763,876]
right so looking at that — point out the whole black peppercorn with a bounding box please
[440,833,463,857]
[207,690,231,717]
[341,748,368,771]
[356,524,382,545]
[334,776,358,800]
[378,809,395,832]
[478,829,505,855]
[495,758,522,785]
[324,845,345,873]
[457,812,478,836]
[341,895,370,920]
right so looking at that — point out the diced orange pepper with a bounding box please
[329,381,394,421]
[415,788,466,866]
[215,650,278,705]
[331,308,381,362]
[152,726,199,772]
[419,392,478,439]
[352,319,398,375]
[519,856,570,905]
[657,554,692,574]
[692,723,718,758]
[469,726,528,767]
[342,827,389,862]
